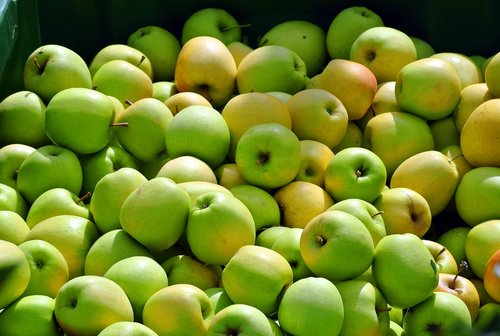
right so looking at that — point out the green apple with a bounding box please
[465,219,500,279]
[18,239,69,298]
[181,7,243,45]
[152,81,177,102]
[371,233,439,309]
[300,209,374,281]
[177,180,232,205]
[332,121,363,152]
[484,51,500,97]
[54,275,134,336]
[142,284,213,336]
[161,254,219,290]
[156,155,217,183]
[335,280,391,336]
[259,20,328,76]
[371,81,404,115]
[295,140,334,188]
[395,57,462,120]
[227,40,253,68]
[120,177,191,252]
[136,151,171,180]
[235,123,301,189]
[473,302,500,334]
[23,44,92,102]
[229,184,281,232]
[437,226,471,265]
[326,6,384,60]
[207,303,274,336]
[435,273,480,321]
[0,91,50,147]
[324,146,387,203]
[26,187,90,229]
[165,104,230,168]
[422,239,459,275]
[429,116,460,150]
[88,43,153,79]
[204,288,234,314]
[402,292,472,336]
[0,182,28,218]
[127,25,181,81]
[410,36,435,59]
[0,144,35,188]
[453,83,493,132]
[255,226,291,249]
[114,97,173,162]
[84,229,153,276]
[104,256,168,322]
[24,215,100,279]
[440,145,473,179]
[236,45,307,95]
[222,245,293,316]
[16,144,83,204]
[0,210,30,244]
[98,321,159,336]
[174,35,237,108]
[389,320,405,336]
[0,239,31,309]
[164,91,212,116]
[431,52,483,89]
[214,163,248,189]
[277,276,344,336]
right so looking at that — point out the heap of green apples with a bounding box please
[1,4,500,336]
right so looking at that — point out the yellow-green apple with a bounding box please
[371,81,404,115]
[440,145,473,179]
[362,111,435,177]
[156,155,217,184]
[92,59,153,107]
[350,26,417,83]
[54,275,134,336]
[431,52,483,89]
[332,121,363,152]
[16,144,83,204]
[410,36,435,59]
[221,91,292,160]
[336,279,391,336]
[142,284,213,335]
[469,55,487,73]
[0,239,31,309]
[229,184,281,231]
[214,163,248,189]
[435,273,480,321]
[207,303,274,336]
[127,25,181,81]
[273,180,334,229]
[0,144,35,189]
[227,41,253,67]
[23,44,92,103]
[236,45,307,95]
[186,191,255,265]
[484,51,500,97]
[473,302,500,334]
[371,233,439,309]
[177,180,232,205]
[470,278,493,305]
[235,123,302,189]
[104,256,168,322]
[402,292,472,336]
[373,187,431,237]
[164,105,230,168]
[0,210,30,244]
[0,91,49,147]
[161,254,218,290]
[465,219,500,279]
[84,229,152,276]
[266,91,292,103]
[389,320,404,336]
[0,183,28,218]
[255,226,291,249]
[395,57,462,120]
[152,81,176,102]
[390,150,461,217]
[24,215,100,279]
[314,59,378,120]
[221,245,293,316]
[453,83,493,132]
[484,249,500,302]
[460,99,500,167]
[326,6,384,60]
[174,36,236,108]
[455,167,500,226]
[0,295,61,336]
[163,91,212,115]
[422,240,459,274]
[286,88,348,149]
[18,239,69,298]
[26,188,90,229]
[300,210,374,281]
[277,276,344,336]
[204,287,234,314]
[324,146,387,203]
[136,152,170,180]
[88,44,153,79]
[437,226,471,266]
[259,20,328,77]
[429,116,460,150]
[329,198,386,246]
[98,321,159,336]
[356,105,376,130]
[295,140,334,188]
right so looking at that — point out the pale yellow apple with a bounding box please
[295,140,334,188]
[332,121,363,152]
[435,273,481,322]
[213,163,248,189]
[440,145,473,179]
[372,81,403,115]
[453,83,493,132]
[484,51,500,97]
[164,91,212,115]
[226,41,253,67]
[431,52,483,89]
[156,155,217,184]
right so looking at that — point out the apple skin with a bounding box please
[207,303,275,336]
[410,36,435,59]
[0,210,30,244]
[484,51,500,97]
[422,240,458,275]
[429,116,460,151]
[465,219,500,279]
[453,83,493,132]
[371,81,404,115]
[473,302,500,333]
[23,44,92,103]
[0,144,35,189]
[97,321,159,336]
[0,239,31,309]
[437,226,471,267]
[214,163,248,189]
[163,91,212,116]
[332,121,363,152]
[156,155,217,184]
[177,180,232,206]
[431,52,483,89]
[161,254,219,290]
[255,226,291,249]
[483,249,500,302]
[0,182,28,218]
[435,273,480,322]
[227,41,253,67]
[295,140,334,188]
[152,81,176,102]
[204,287,234,314]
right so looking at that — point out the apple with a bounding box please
[177,180,232,205]
[326,6,384,60]
[431,52,483,89]
[460,99,500,167]
[371,81,404,115]
[174,35,237,108]
[54,275,134,336]
[0,239,31,309]
[0,144,35,189]
[429,116,460,150]
[389,320,404,336]
[163,91,212,115]
[0,210,30,244]
[422,239,459,275]
[395,57,462,120]
[255,226,291,249]
[484,51,500,97]
[214,163,248,189]
[204,287,234,314]
[227,41,253,67]
[295,140,334,188]
[0,182,28,218]
[164,104,230,168]
[136,152,170,180]
[371,233,439,309]
[410,36,435,59]
[152,81,176,102]
[259,20,328,77]
[324,146,387,203]
[235,123,302,190]
[453,83,493,132]
[473,302,500,334]
[435,273,480,321]
[161,254,219,290]
[142,284,213,335]
[332,121,363,152]
[156,155,216,184]
[465,219,500,279]
[221,245,293,316]
[207,303,275,336]
[236,45,307,95]
[0,90,50,147]
[23,44,92,102]
[440,145,473,179]
[127,25,181,81]
[277,276,344,336]
[350,26,417,83]
[483,249,500,302]
[98,321,159,336]
[18,239,69,298]
[437,226,471,266]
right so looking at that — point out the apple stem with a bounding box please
[371,210,384,218]
[452,260,469,289]
[111,122,129,127]
[124,99,134,106]
[78,191,92,204]
[138,55,145,67]
[356,168,363,177]
[376,306,392,313]
[435,247,447,259]
[221,23,251,32]
[448,154,464,163]
[315,235,326,246]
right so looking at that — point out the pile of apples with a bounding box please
[1,5,500,336]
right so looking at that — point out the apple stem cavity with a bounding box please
[256,152,270,166]
[366,50,376,62]
[33,57,45,74]
[315,235,327,246]
[435,247,447,259]
[221,23,251,32]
